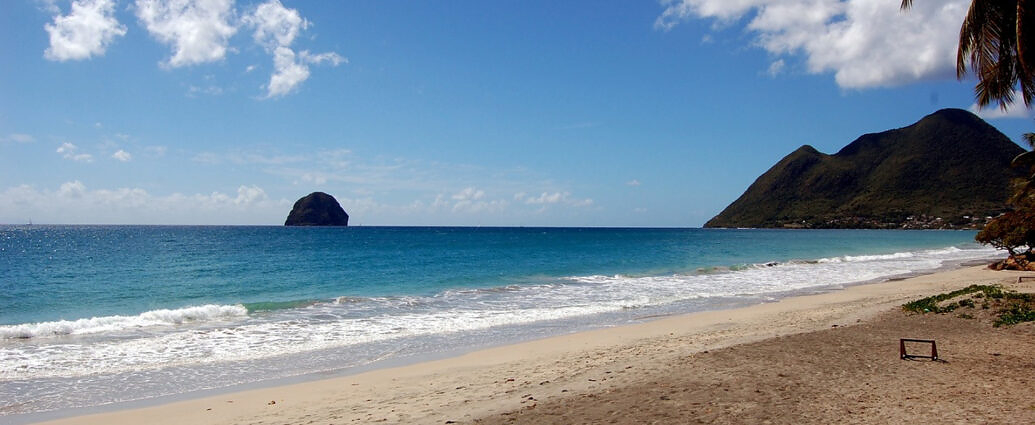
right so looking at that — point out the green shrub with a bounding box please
[904,285,1035,326]
[902,285,999,313]
[995,304,1035,327]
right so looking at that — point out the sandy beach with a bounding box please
[30,265,1035,425]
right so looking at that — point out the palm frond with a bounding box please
[1023,132,1035,148]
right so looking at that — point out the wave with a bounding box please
[0,304,248,340]
[0,243,1002,383]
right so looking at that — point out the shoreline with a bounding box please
[22,264,1030,425]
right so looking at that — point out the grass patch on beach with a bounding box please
[903,285,1035,327]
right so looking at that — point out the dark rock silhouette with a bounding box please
[285,192,349,226]
[706,109,1025,228]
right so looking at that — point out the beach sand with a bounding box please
[32,266,1035,424]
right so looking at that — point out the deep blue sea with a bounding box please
[0,225,1001,419]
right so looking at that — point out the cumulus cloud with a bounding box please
[244,0,346,97]
[656,0,969,89]
[44,0,126,61]
[267,46,310,97]
[42,0,340,98]
[246,0,307,49]
[135,0,237,67]
[56,142,94,162]
[112,149,132,161]
[233,184,268,204]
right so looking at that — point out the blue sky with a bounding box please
[1,0,1032,226]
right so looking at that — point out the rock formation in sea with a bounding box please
[284,192,350,226]
[705,108,1026,229]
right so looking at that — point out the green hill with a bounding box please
[705,109,1026,229]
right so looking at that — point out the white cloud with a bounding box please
[267,46,310,97]
[245,0,308,49]
[970,104,1033,120]
[112,149,132,161]
[452,187,485,201]
[0,134,35,144]
[656,0,969,89]
[516,191,594,207]
[0,181,288,224]
[443,187,507,213]
[626,179,641,187]
[56,142,76,154]
[135,0,237,67]
[301,51,347,66]
[39,0,62,14]
[523,191,565,204]
[59,180,87,198]
[56,142,94,162]
[233,184,268,205]
[245,0,345,98]
[44,0,126,61]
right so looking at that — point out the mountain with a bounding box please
[285,192,350,226]
[705,109,1026,229]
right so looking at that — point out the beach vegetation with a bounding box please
[903,284,1035,326]
[975,207,1035,269]
[996,303,1035,326]
[902,284,1000,313]
[975,121,1035,270]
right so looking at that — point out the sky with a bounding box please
[1,0,1033,227]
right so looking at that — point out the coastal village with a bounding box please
[783,214,995,230]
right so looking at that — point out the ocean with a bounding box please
[0,226,1001,420]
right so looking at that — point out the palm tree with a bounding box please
[902,0,1035,109]
[1012,133,1035,202]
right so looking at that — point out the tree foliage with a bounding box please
[975,206,1035,266]
[902,0,1035,109]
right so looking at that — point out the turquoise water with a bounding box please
[0,226,1000,418]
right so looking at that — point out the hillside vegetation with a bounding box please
[705,109,1025,229]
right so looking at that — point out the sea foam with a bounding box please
[0,304,247,340]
